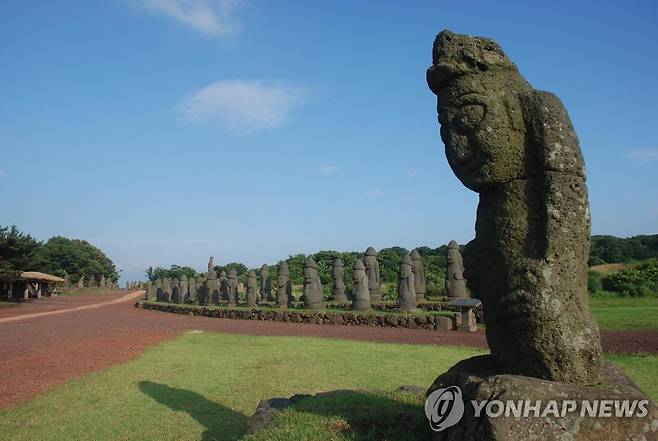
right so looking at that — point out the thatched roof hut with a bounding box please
[19,272,66,283]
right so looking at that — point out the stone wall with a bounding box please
[139,301,456,331]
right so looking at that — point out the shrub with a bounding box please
[601,259,658,297]
[587,270,603,293]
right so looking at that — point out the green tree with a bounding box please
[0,225,42,280]
[32,236,118,283]
[146,265,198,282]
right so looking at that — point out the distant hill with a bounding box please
[589,234,658,266]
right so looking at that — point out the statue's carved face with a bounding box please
[438,78,526,192]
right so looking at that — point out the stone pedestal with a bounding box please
[426,356,658,441]
[457,309,477,332]
[447,298,480,333]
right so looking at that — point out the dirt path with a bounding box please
[0,290,656,410]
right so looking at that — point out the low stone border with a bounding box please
[138,301,456,331]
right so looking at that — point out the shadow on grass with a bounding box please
[139,381,248,441]
[250,389,431,441]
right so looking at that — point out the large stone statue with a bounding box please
[329,258,348,302]
[427,29,602,383]
[351,260,370,310]
[188,275,197,303]
[205,270,220,306]
[259,264,272,302]
[397,254,416,311]
[303,256,323,310]
[77,275,84,289]
[276,261,292,308]
[363,247,381,302]
[410,249,426,301]
[227,269,239,307]
[246,270,259,307]
[445,240,468,298]
[425,30,654,440]
[207,256,214,273]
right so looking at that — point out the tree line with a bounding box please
[0,225,119,284]
[589,234,658,266]
[146,234,658,298]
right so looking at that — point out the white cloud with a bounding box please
[317,165,340,175]
[624,148,658,163]
[407,169,418,178]
[131,0,243,36]
[178,80,308,133]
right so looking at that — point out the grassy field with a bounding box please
[1,333,656,441]
[589,296,658,330]
[589,262,633,275]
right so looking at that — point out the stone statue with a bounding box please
[154,279,163,301]
[410,249,427,301]
[188,275,197,303]
[219,270,228,303]
[99,275,106,288]
[227,269,239,307]
[303,256,323,310]
[445,240,468,298]
[421,31,658,441]
[171,278,182,304]
[329,258,348,302]
[397,254,416,311]
[145,281,155,300]
[276,261,292,308]
[259,264,272,302]
[196,276,204,291]
[363,247,381,302]
[426,29,602,383]
[77,275,84,289]
[246,270,259,307]
[351,260,370,310]
[205,270,220,306]
[207,256,214,274]
[162,278,172,302]
[179,276,189,303]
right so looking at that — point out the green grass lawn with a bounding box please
[589,296,658,330]
[1,333,656,441]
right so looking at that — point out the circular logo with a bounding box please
[424,386,465,432]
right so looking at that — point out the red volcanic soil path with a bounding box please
[0,290,655,409]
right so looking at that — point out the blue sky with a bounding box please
[1,0,657,283]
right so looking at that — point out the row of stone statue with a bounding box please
[145,242,468,312]
[70,274,119,289]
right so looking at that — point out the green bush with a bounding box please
[587,270,603,293]
[601,259,658,297]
